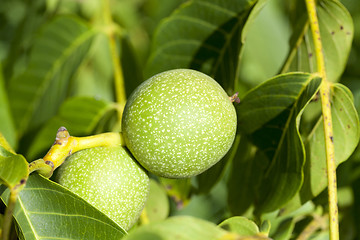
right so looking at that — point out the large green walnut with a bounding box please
[122,69,237,178]
[56,146,149,230]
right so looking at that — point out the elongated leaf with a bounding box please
[0,146,28,189]
[71,34,115,101]
[1,174,126,240]
[8,16,97,136]
[237,73,321,213]
[1,0,48,81]
[270,219,295,240]
[0,63,16,149]
[121,34,144,96]
[145,0,259,93]
[123,216,227,240]
[26,96,115,160]
[285,83,360,211]
[281,0,353,82]
[195,157,229,195]
[226,135,261,215]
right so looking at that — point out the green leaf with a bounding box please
[270,218,295,240]
[237,73,322,213]
[8,15,97,136]
[1,0,48,81]
[26,96,116,160]
[226,135,260,215]
[124,216,227,240]
[70,34,115,101]
[0,146,28,189]
[281,0,353,82]
[142,179,169,223]
[195,156,229,195]
[121,34,144,97]
[1,174,127,239]
[0,63,16,149]
[145,0,259,93]
[286,83,360,210]
[218,216,260,237]
[237,0,292,87]
[173,181,227,223]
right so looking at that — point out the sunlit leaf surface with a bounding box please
[8,16,97,136]
[146,0,261,93]
[124,216,227,240]
[0,146,28,189]
[26,97,115,160]
[219,216,260,236]
[282,0,353,82]
[1,174,126,240]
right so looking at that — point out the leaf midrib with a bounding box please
[17,183,125,239]
[208,3,255,84]
[264,75,315,176]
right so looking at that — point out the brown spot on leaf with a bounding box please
[340,25,344,30]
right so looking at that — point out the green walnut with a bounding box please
[56,146,150,230]
[122,69,237,178]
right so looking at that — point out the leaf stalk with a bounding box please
[296,214,328,240]
[102,0,127,121]
[1,191,16,240]
[305,0,338,239]
[1,181,26,240]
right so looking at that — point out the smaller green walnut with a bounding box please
[122,69,237,178]
[56,146,149,230]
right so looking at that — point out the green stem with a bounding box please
[102,0,127,121]
[28,159,53,178]
[1,189,19,240]
[304,1,338,239]
[296,214,327,240]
